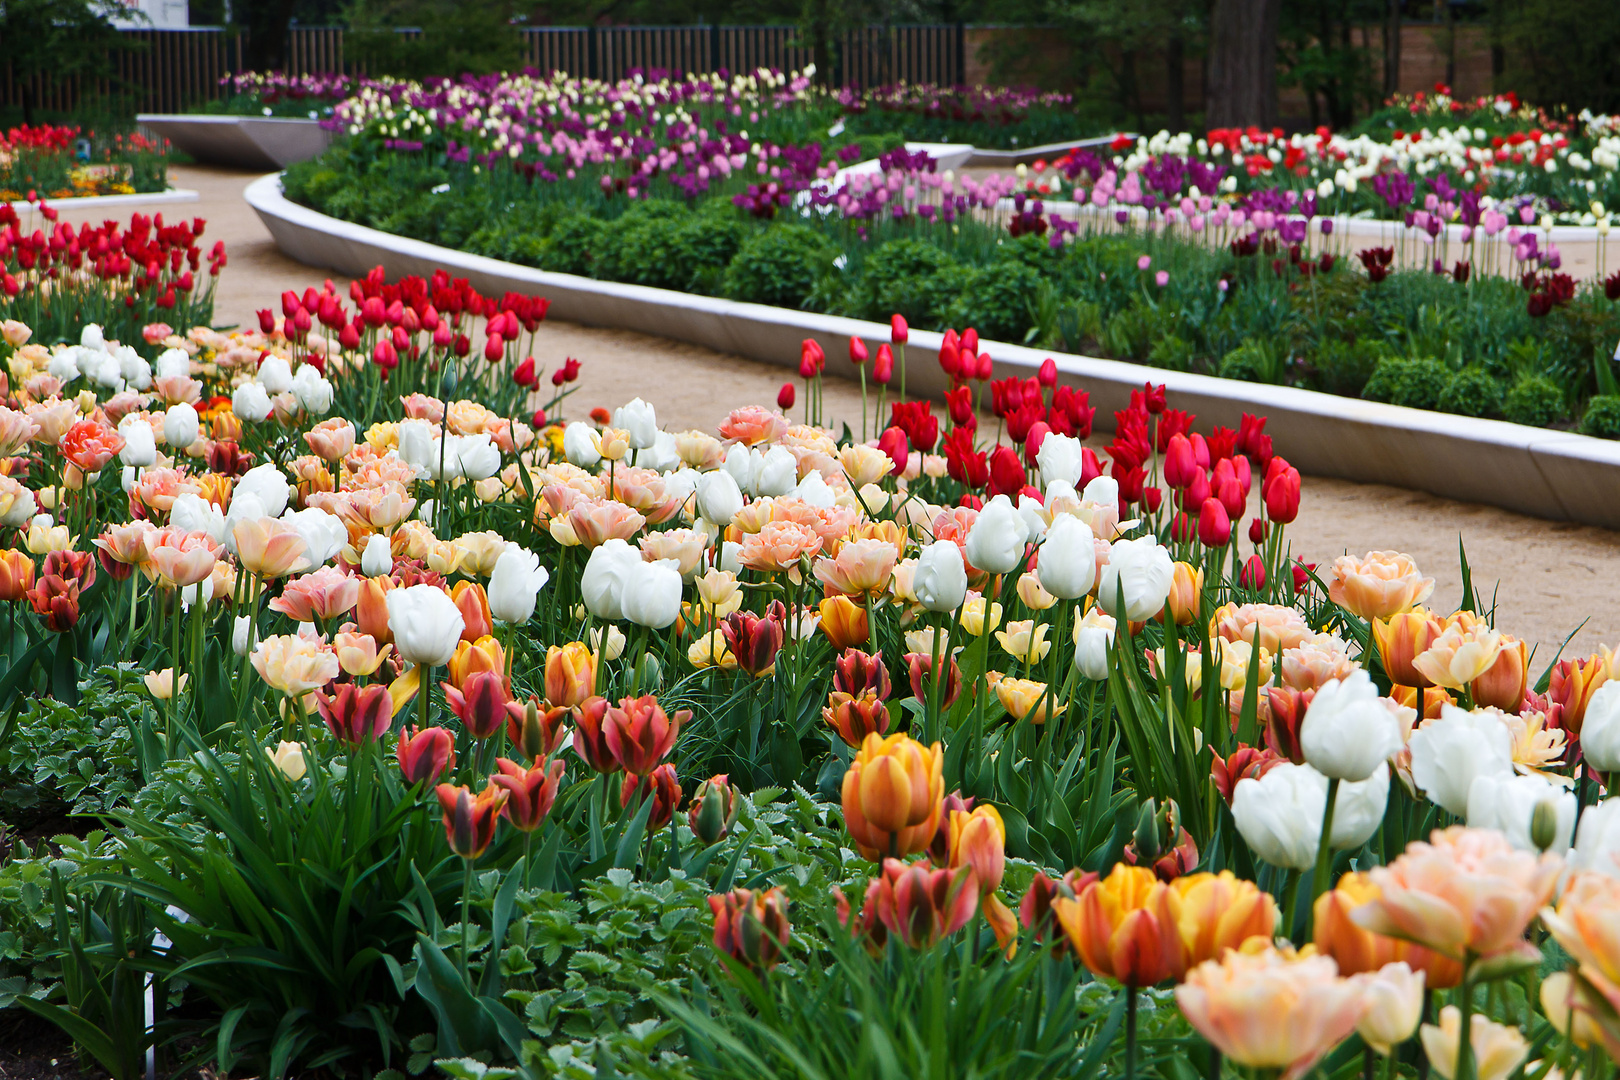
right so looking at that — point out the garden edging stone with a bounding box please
[137,115,335,171]
[6,189,199,213]
[245,171,1620,531]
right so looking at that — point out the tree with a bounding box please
[1206,0,1280,127]
[233,0,303,70]
[0,0,127,125]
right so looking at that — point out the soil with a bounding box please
[40,164,1620,660]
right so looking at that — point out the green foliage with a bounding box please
[1437,366,1506,419]
[1505,374,1567,428]
[841,239,970,329]
[1363,355,1449,410]
[948,260,1043,344]
[1581,394,1620,438]
[344,0,527,80]
[0,666,145,818]
[722,226,837,310]
[1218,340,1280,384]
[0,0,126,124]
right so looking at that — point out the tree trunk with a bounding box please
[1384,0,1402,97]
[238,0,299,71]
[1206,0,1280,128]
[804,0,834,86]
[1166,33,1185,133]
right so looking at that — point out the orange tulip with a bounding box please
[0,548,35,602]
[435,782,508,859]
[1166,561,1203,626]
[544,641,597,708]
[1373,609,1444,687]
[355,575,394,644]
[1053,864,1187,987]
[1312,871,1462,988]
[451,580,494,643]
[1173,870,1279,967]
[491,756,566,832]
[948,805,1006,895]
[709,886,791,972]
[1351,826,1561,962]
[1328,551,1434,621]
[823,690,891,747]
[1470,633,1528,711]
[447,635,505,691]
[819,594,869,650]
[1547,648,1614,738]
[841,731,944,860]
[1389,684,1453,720]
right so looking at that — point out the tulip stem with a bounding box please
[1125,985,1139,1080]
[1456,962,1477,1080]
[927,623,943,746]
[459,856,475,984]
[1308,776,1340,932]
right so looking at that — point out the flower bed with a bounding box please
[1,251,1619,1079]
[0,125,170,202]
[197,71,391,120]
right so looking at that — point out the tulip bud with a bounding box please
[1132,799,1162,864]
[777,382,795,410]
[689,773,739,844]
[849,337,868,366]
[1531,798,1561,853]
[872,344,894,385]
[890,314,909,344]
[709,887,790,972]
[1037,357,1057,388]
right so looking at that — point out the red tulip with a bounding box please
[442,669,511,740]
[905,652,962,708]
[1037,357,1058,388]
[849,336,869,366]
[604,694,687,776]
[720,609,784,677]
[513,356,537,387]
[1164,434,1197,489]
[619,762,681,829]
[1198,498,1231,547]
[876,426,909,475]
[1263,461,1301,524]
[491,757,566,832]
[504,695,571,760]
[258,308,277,333]
[316,682,393,746]
[1249,517,1267,544]
[1240,554,1266,590]
[873,344,894,385]
[436,782,507,859]
[777,382,795,410]
[834,648,891,700]
[799,338,825,378]
[572,696,619,772]
[397,725,455,784]
[710,886,790,971]
[890,314,909,345]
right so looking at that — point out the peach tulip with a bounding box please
[567,499,646,547]
[1351,826,1561,962]
[1373,608,1445,687]
[1313,871,1463,987]
[1540,872,1620,1023]
[146,528,219,588]
[740,520,824,574]
[813,536,897,596]
[1411,622,1504,691]
[303,418,356,462]
[717,405,788,446]
[841,731,944,861]
[1210,601,1312,653]
[1175,943,1366,1080]
[250,633,339,696]
[270,565,360,623]
[234,517,311,580]
[1419,1006,1527,1080]
[1173,870,1279,968]
[1054,864,1188,987]
[1329,551,1434,621]
[333,631,392,677]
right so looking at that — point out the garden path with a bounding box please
[49,165,1620,661]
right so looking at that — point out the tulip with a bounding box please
[1035,515,1097,600]
[447,636,504,691]
[1300,670,1402,782]
[964,495,1029,575]
[818,594,869,649]
[1471,633,1527,710]
[709,886,791,972]
[504,696,571,760]
[543,642,596,709]
[1407,704,1515,816]
[823,690,891,747]
[250,634,339,696]
[1420,1006,1527,1080]
[1412,621,1504,691]
[436,782,508,860]
[1197,498,1231,546]
[623,557,683,629]
[814,537,897,597]
[360,534,393,577]
[913,539,968,612]
[1175,944,1367,1080]
[1328,551,1434,621]
[861,857,980,950]
[580,538,642,621]
[1019,870,1093,950]
[688,773,740,844]
[1352,825,1561,962]
[144,667,187,700]
[1165,561,1202,625]
[948,804,1006,894]
[904,652,962,708]
[1313,872,1463,986]
[841,732,944,860]
[1540,872,1620,1046]
[1539,972,1606,1050]
[1356,962,1426,1055]
[619,763,680,829]
[721,608,785,677]
[1232,762,1388,870]
[387,584,465,668]
[492,757,566,832]
[0,549,36,602]
[1074,607,1116,680]
[1372,609,1445,687]
[604,694,686,776]
[1582,681,1620,772]
[1053,864,1187,986]
[488,544,549,624]
[1547,648,1613,738]
[1097,535,1175,622]
[571,696,619,773]
[1263,461,1301,523]
[316,682,393,746]
[443,669,511,740]
[1173,870,1279,967]
[1465,772,1575,853]
[233,517,310,580]
[994,676,1064,723]
[267,740,307,781]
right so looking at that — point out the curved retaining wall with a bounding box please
[245,172,1620,531]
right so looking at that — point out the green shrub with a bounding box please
[1219,340,1279,384]
[1363,356,1448,410]
[1581,395,1620,438]
[722,225,837,309]
[1148,333,1197,372]
[1310,338,1383,397]
[1504,374,1566,427]
[948,261,1043,344]
[540,212,609,277]
[1437,367,1505,418]
[845,238,969,328]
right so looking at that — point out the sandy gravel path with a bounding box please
[43,164,1620,661]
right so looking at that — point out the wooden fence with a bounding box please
[0,23,969,117]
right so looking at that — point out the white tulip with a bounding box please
[723,443,756,494]
[163,402,200,450]
[662,466,699,510]
[563,421,601,468]
[1036,514,1097,600]
[290,364,334,414]
[118,420,157,467]
[755,446,798,498]
[257,355,293,395]
[488,544,550,624]
[1570,799,1620,879]
[1081,474,1119,508]
[1466,772,1576,853]
[1036,433,1083,489]
[1096,534,1174,622]
[360,533,393,577]
[964,494,1029,574]
[154,347,189,380]
[613,397,659,450]
[718,539,742,574]
[622,558,682,629]
[914,539,968,612]
[171,492,226,545]
[48,349,81,382]
[1017,494,1048,540]
[580,538,642,621]
[232,614,254,657]
[1580,682,1620,772]
[281,507,346,567]
[450,433,501,481]
[232,381,273,422]
[695,469,744,527]
[234,463,290,518]
[117,346,152,391]
[386,584,465,667]
[790,470,834,508]
[1407,704,1515,816]
[1074,607,1116,680]
[1233,762,1388,870]
[397,418,437,476]
[1301,670,1403,782]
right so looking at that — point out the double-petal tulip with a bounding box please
[251,634,339,696]
[709,886,791,972]
[1313,872,1463,987]
[1328,551,1434,621]
[1419,1006,1527,1080]
[544,642,596,708]
[1054,864,1187,986]
[1173,870,1279,967]
[1540,872,1620,1030]
[436,782,508,860]
[233,517,311,579]
[603,694,687,776]
[841,732,944,860]
[492,757,566,832]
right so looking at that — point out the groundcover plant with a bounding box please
[280,68,1620,437]
[1,220,1620,1080]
